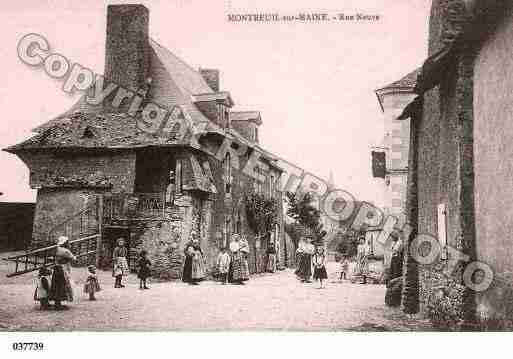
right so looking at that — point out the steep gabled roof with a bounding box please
[375,68,421,112]
[230,111,262,125]
[5,39,241,153]
[376,68,421,92]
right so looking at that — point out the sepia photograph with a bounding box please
[1,0,513,353]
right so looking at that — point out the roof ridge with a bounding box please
[375,67,421,92]
[149,38,213,91]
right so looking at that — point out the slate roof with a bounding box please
[376,68,421,92]
[230,111,262,125]
[192,92,234,106]
[374,68,420,112]
[4,39,259,155]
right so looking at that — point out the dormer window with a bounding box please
[81,126,97,139]
[217,103,230,128]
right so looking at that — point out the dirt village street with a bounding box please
[0,259,430,331]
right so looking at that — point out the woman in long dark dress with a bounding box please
[229,234,249,285]
[267,242,277,273]
[182,240,195,285]
[182,232,204,285]
[297,237,314,283]
[312,245,328,289]
[137,250,152,290]
[49,236,76,310]
[389,233,404,280]
[191,239,206,284]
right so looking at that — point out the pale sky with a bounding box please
[0,0,431,204]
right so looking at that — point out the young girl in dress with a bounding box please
[84,265,101,300]
[34,267,52,310]
[312,245,328,289]
[112,238,129,288]
[137,250,151,290]
[339,256,349,281]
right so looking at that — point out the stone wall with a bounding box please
[121,141,284,280]
[31,188,101,247]
[18,150,137,192]
[473,7,513,327]
[19,150,136,247]
[416,0,477,328]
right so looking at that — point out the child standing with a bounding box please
[217,247,231,284]
[137,250,151,290]
[312,246,328,289]
[34,267,52,310]
[83,265,101,300]
[339,256,349,281]
[112,238,129,288]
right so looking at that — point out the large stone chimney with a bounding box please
[104,4,150,92]
[199,68,220,92]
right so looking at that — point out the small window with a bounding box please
[81,126,96,139]
[225,110,230,128]
[270,175,275,199]
[223,153,232,194]
[225,216,231,244]
[236,212,242,234]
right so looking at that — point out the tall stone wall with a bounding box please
[473,7,513,327]
[18,150,136,247]
[416,0,477,328]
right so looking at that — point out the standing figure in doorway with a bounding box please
[266,241,277,273]
[182,233,195,285]
[165,170,175,206]
[113,238,129,288]
[356,237,370,284]
[49,236,76,310]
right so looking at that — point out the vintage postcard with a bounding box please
[1,0,512,352]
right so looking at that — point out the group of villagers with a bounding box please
[34,236,152,310]
[295,235,328,289]
[34,229,282,310]
[182,232,253,286]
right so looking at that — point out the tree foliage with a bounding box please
[285,192,326,244]
[245,192,279,236]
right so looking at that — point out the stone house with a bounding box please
[392,0,513,328]
[373,69,419,218]
[4,4,284,280]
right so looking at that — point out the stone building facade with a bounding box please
[394,0,513,328]
[4,4,284,280]
[373,70,419,218]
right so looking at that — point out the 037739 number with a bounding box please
[12,342,44,351]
